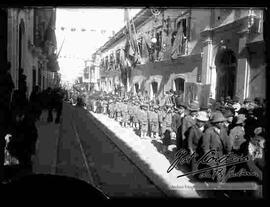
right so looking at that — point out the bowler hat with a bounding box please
[210,112,227,123]
[187,101,200,111]
[196,111,209,122]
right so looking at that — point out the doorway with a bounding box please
[135,82,139,94]
[18,19,25,91]
[214,47,237,100]
[32,67,36,90]
[174,77,185,94]
[151,81,158,99]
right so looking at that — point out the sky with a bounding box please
[55,8,142,84]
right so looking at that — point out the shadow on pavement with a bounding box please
[3,174,109,200]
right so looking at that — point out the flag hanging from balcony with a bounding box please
[171,23,184,59]
[44,10,57,51]
[123,8,140,68]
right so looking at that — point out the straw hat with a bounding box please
[196,111,209,122]
[210,112,227,123]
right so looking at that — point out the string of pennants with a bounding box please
[56,26,158,37]
[58,55,88,60]
[56,26,115,35]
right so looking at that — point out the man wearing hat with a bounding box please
[160,103,174,151]
[133,101,140,131]
[172,102,186,151]
[158,105,166,138]
[181,101,200,149]
[121,99,129,128]
[139,103,149,139]
[115,99,122,122]
[149,105,160,139]
[201,112,231,182]
[186,111,209,171]
[128,100,135,128]
[229,114,247,154]
[202,112,231,155]
[222,108,235,132]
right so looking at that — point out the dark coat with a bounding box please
[172,113,182,133]
[7,117,38,164]
[181,115,196,141]
[201,126,231,155]
[187,125,204,154]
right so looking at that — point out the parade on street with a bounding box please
[0,7,267,199]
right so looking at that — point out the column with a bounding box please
[201,38,213,85]
[235,31,249,102]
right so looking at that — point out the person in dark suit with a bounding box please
[201,112,231,182]
[172,102,186,151]
[201,112,231,155]
[186,111,209,171]
[181,101,199,149]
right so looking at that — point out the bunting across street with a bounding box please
[57,26,115,36]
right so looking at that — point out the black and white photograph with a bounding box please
[0,6,267,200]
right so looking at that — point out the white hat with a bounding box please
[232,103,241,112]
[196,111,209,122]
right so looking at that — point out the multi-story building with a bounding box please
[94,8,265,106]
[1,7,59,98]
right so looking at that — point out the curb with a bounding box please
[86,110,200,198]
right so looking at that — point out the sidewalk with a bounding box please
[33,111,60,175]
[87,111,200,198]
